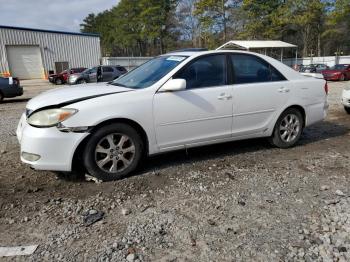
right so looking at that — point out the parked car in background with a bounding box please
[322,64,350,81]
[342,85,350,114]
[17,50,328,181]
[68,65,127,85]
[49,67,86,85]
[0,76,23,102]
[299,64,329,73]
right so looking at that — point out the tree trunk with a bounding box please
[317,32,321,57]
[222,0,226,42]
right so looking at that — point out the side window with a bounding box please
[271,67,286,81]
[103,66,114,73]
[89,67,97,74]
[230,54,286,84]
[117,66,127,71]
[174,55,226,89]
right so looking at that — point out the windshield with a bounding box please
[82,67,97,74]
[111,55,188,89]
[332,64,348,70]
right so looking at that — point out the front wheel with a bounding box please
[83,123,144,181]
[345,106,350,114]
[0,92,4,103]
[77,79,87,84]
[269,108,304,148]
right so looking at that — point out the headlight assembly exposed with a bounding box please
[27,108,77,127]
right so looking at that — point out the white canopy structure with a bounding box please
[216,40,298,64]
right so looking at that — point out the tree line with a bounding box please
[80,0,350,58]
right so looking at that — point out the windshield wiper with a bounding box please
[110,82,127,87]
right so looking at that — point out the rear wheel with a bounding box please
[269,108,304,148]
[344,106,350,114]
[83,123,144,181]
[340,74,345,81]
[0,92,4,103]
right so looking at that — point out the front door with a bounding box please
[153,54,233,149]
[87,67,98,83]
[229,54,291,137]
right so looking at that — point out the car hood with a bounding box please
[322,70,343,74]
[26,84,133,111]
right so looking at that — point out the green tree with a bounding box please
[80,13,97,33]
[288,0,326,57]
[323,0,350,55]
[138,0,178,54]
[194,0,242,48]
[240,0,285,39]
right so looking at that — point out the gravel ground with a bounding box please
[0,80,350,261]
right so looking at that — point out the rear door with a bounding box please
[102,66,115,81]
[229,54,291,137]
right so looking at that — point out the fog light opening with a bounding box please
[22,152,41,162]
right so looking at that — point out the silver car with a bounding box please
[68,65,127,85]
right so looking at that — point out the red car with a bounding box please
[48,67,86,85]
[322,64,350,81]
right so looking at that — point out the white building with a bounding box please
[0,25,101,79]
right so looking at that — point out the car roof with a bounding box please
[162,49,270,58]
[165,49,307,81]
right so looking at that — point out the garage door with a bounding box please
[6,46,44,79]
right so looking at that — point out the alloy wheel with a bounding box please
[94,133,136,174]
[279,114,301,143]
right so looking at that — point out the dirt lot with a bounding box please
[1,80,350,261]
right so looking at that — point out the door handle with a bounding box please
[217,93,232,100]
[278,87,290,93]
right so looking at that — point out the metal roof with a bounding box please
[217,40,297,50]
[0,25,100,37]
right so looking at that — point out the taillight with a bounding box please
[324,81,328,95]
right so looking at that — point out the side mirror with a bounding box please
[160,79,186,92]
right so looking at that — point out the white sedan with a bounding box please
[17,50,328,181]
[342,84,350,114]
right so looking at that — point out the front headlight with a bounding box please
[27,108,77,127]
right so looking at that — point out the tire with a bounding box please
[77,79,87,84]
[55,78,63,85]
[269,108,304,148]
[340,74,345,81]
[0,92,3,103]
[83,123,144,181]
[344,106,350,114]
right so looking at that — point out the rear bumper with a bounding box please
[342,90,350,107]
[2,86,23,98]
[323,75,341,81]
[305,101,328,127]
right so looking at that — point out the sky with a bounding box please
[0,0,118,32]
